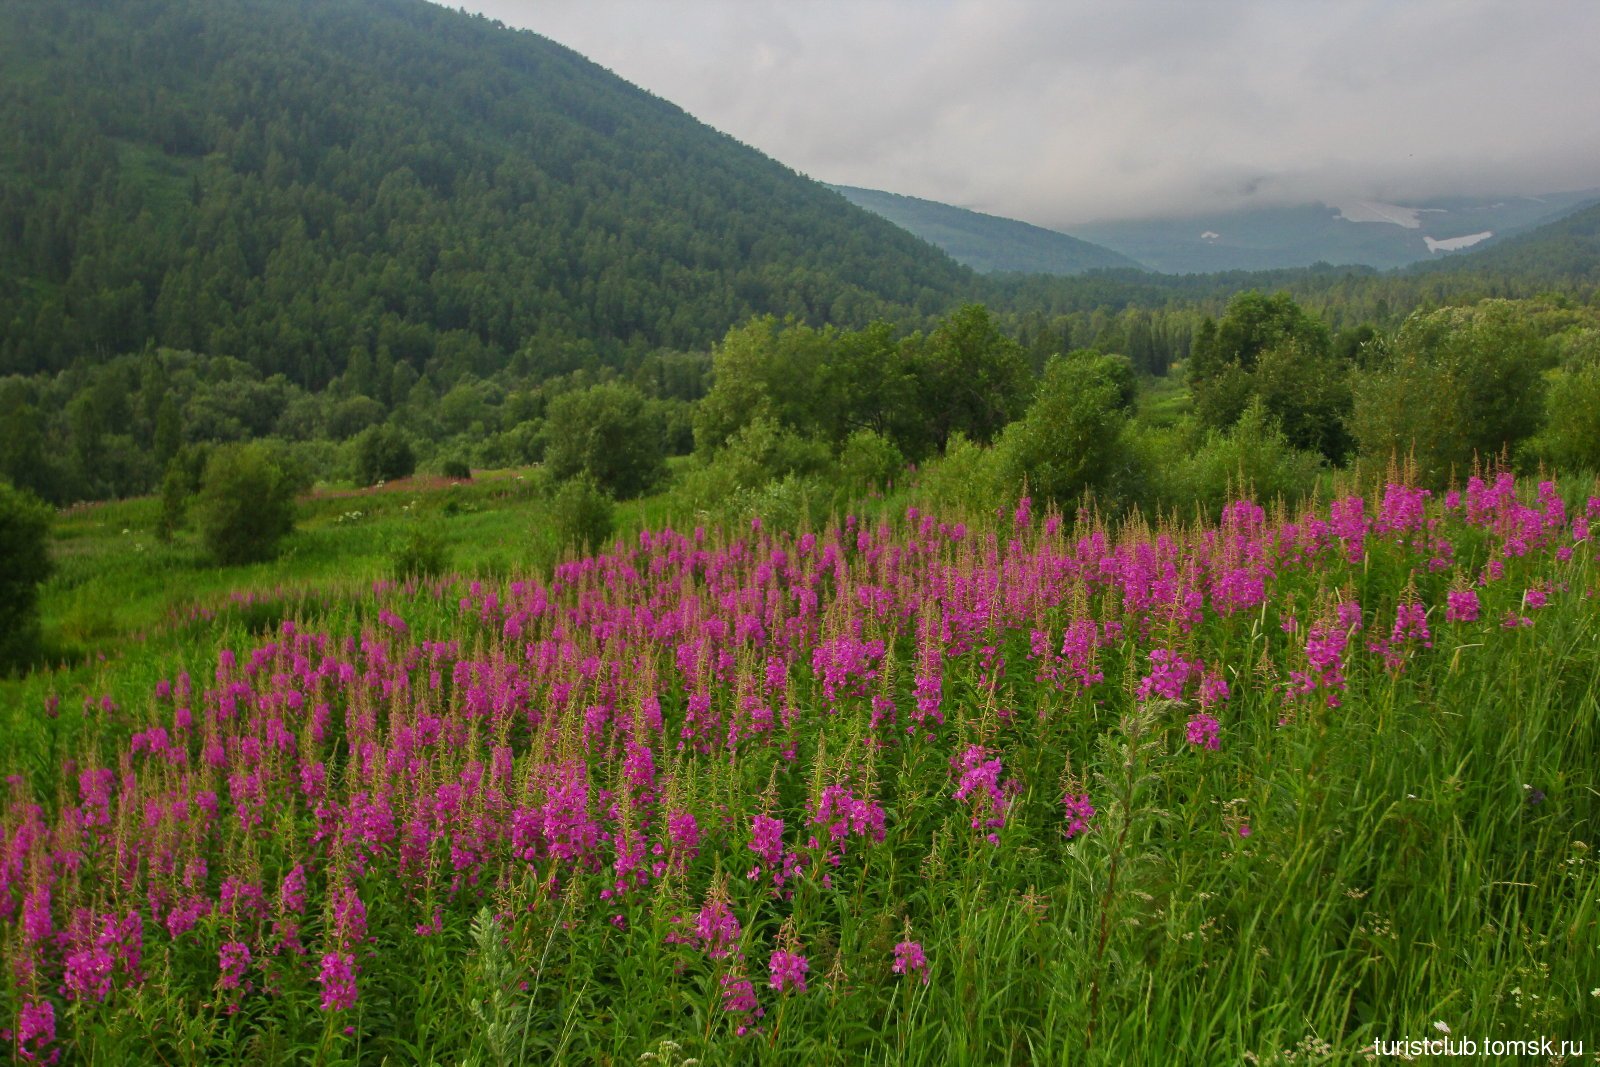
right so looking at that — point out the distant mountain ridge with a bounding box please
[829,185,1145,275]
[1065,191,1600,274]
[828,182,1599,278]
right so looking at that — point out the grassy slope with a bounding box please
[1,472,1596,1063]
[4,464,690,730]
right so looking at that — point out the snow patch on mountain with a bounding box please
[1425,231,1494,253]
[1335,200,1431,228]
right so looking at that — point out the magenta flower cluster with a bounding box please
[2,477,1590,1056]
[892,940,930,984]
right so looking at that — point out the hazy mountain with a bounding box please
[830,185,1145,275]
[0,0,975,383]
[1409,198,1600,285]
[1065,191,1600,274]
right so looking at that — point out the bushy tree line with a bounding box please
[8,292,1600,627]
[0,346,701,506]
[460,286,1600,522]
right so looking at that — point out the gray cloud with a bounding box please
[455,0,1600,225]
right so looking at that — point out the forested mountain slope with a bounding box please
[830,185,1144,275]
[1409,199,1600,285]
[0,0,974,384]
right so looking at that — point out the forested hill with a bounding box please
[1408,199,1600,285]
[830,185,1145,275]
[0,0,975,385]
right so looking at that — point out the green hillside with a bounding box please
[0,0,975,384]
[1411,198,1600,284]
[831,185,1145,275]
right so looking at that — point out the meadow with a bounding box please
[2,471,1598,1064]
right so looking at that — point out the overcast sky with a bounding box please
[454,1,1600,228]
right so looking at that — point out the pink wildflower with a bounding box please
[218,941,252,992]
[768,950,809,994]
[317,951,359,1011]
[1186,713,1221,750]
[1062,793,1095,839]
[892,940,930,984]
[1445,589,1480,623]
[16,998,56,1064]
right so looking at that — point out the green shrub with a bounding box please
[0,480,52,673]
[441,458,473,481]
[994,350,1128,508]
[544,383,666,499]
[193,443,296,565]
[1522,362,1600,473]
[354,425,417,486]
[550,476,614,555]
[913,432,1005,517]
[156,443,213,543]
[835,429,905,500]
[735,473,822,534]
[475,420,542,469]
[675,416,831,521]
[1152,399,1325,518]
[391,519,451,581]
[1351,301,1546,485]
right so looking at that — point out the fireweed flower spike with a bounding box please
[1185,713,1221,750]
[768,949,809,994]
[892,940,930,984]
[1,475,1588,1057]
[317,951,359,1012]
[1445,588,1480,623]
[1063,793,1096,838]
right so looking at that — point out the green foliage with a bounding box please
[544,382,667,500]
[1351,301,1547,485]
[691,338,763,459]
[550,476,615,555]
[835,429,906,500]
[155,443,213,542]
[0,0,969,382]
[1251,336,1354,461]
[995,350,1129,507]
[1523,361,1600,472]
[354,425,417,487]
[390,518,451,582]
[440,457,473,481]
[156,462,189,543]
[676,416,831,523]
[193,443,296,565]
[734,472,826,534]
[914,303,1033,451]
[1188,291,1348,459]
[327,395,387,441]
[1135,399,1325,517]
[695,315,933,463]
[0,381,58,502]
[152,394,183,468]
[476,420,543,470]
[913,432,1006,517]
[0,480,52,673]
[814,319,922,448]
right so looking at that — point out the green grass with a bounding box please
[2,474,1598,1065]
[1135,371,1193,429]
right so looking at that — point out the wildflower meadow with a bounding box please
[3,474,1598,1064]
